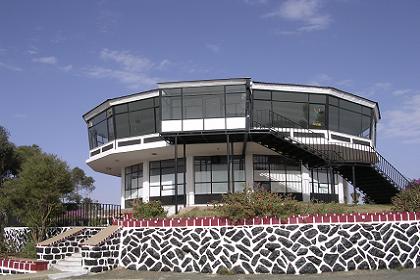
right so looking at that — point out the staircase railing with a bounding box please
[252,110,410,190]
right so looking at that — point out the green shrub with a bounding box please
[392,179,420,212]
[215,188,301,221]
[215,188,353,221]
[16,240,37,259]
[132,200,167,219]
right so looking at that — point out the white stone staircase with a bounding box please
[48,253,88,280]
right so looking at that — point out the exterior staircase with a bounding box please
[49,253,87,279]
[251,110,410,203]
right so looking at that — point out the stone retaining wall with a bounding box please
[119,221,420,274]
[3,227,70,252]
[36,228,103,264]
[81,229,121,273]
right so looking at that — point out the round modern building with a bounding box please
[83,78,408,214]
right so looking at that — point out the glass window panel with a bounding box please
[340,109,362,135]
[362,106,372,116]
[234,182,245,193]
[340,100,361,113]
[161,173,175,186]
[287,182,302,193]
[183,86,224,95]
[149,175,160,187]
[329,106,339,131]
[129,98,154,111]
[114,104,128,114]
[272,91,308,102]
[272,101,308,128]
[90,120,109,147]
[91,111,107,125]
[149,186,160,197]
[226,93,246,117]
[253,170,270,181]
[212,158,228,182]
[162,89,181,96]
[107,117,115,141]
[309,104,326,129]
[195,183,211,194]
[115,113,130,139]
[226,85,246,93]
[213,182,228,194]
[329,97,339,106]
[162,96,182,120]
[204,94,224,118]
[271,181,286,193]
[254,181,270,192]
[253,90,271,100]
[286,170,302,182]
[129,108,155,136]
[155,108,160,132]
[177,184,184,195]
[361,115,371,138]
[309,94,326,103]
[183,95,203,119]
[253,100,272,127]
[161,185,175,196]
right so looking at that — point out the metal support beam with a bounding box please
[352,165,357,204]
[183,143,186,207]
[174,136,178,214]
[226,134,231,193]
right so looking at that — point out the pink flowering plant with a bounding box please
[392,179,420,212]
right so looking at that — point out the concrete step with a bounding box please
[48,270,88,280]
[52,263,85,272]
[61,256,82,262]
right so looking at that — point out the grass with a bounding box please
[173,203,393,219]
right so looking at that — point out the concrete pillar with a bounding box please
[245,153,254,190]
[142,160,150,203]
[338,176,345,203]
[301,164,311,202]
[343,180,350,204]
[186,155,195,206]
[120,167,126,209]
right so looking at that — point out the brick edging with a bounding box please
[0,258,48,272]
[114,211,420,227]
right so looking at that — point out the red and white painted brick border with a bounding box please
[0,258,48,274]
[114,211,420,227]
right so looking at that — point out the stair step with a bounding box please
[48,270,88,280]
[52,263,85,272]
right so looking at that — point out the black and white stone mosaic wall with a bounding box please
[119,222,420,274]
[36,228,103,264]
[81,230,121,273]
[3,227,70,252]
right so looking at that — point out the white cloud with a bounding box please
[0,61,22,72]
[60,64,73,72]
[308,73,352,87]
[381,94,420,144]
[32,56,57,65]
[205,43,221,53]
[264,0,331,33]
[243,0,269,5]
[85,49,166,89]
[361,82,391,97]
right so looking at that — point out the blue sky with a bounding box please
[1,0,419,204]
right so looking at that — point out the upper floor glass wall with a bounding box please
[87,97,159,149]
[161,85,247,121]
[253,90,374,139]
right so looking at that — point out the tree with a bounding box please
[0,126,19,187]
[4,153,74,242]
[65,167,95,203]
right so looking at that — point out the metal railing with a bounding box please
[252,110,410,190]
[50,203,121,227]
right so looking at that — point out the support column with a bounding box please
[338,176,345,203]
[301,163,311,202]
[352,165,358,204]
[120,167,126,209]
[142,160,150,203]
[174,136,178,214]
[186,154,195,206]
[226,134,232,193]
[245,153,253,190]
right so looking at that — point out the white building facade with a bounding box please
[83,78,407,213]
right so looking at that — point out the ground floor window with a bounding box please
[253,155,302,195]
[310,168,339,202]
[124,164,143,207]
[149,158,185,205]
[194,155,245,195]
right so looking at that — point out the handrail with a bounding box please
[252,110,410,191]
